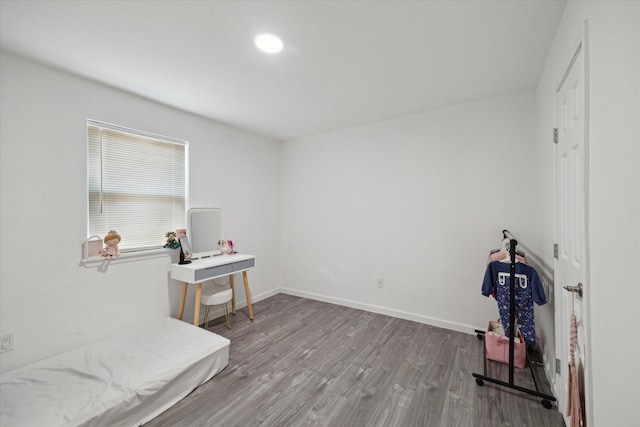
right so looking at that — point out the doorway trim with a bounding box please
[553,19,593,426]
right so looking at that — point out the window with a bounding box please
[87,120,187,253]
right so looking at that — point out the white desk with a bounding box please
[171,253,256,326]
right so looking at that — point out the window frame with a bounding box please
[85,119,189,260]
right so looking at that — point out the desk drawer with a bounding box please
[194,264,233,281]
[233,258,255,272]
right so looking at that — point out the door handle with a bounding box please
[563,282,583,298]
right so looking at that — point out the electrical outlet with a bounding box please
[376,276,384,288]
[1,334,14,353]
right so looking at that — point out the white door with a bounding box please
[555,36,590,426]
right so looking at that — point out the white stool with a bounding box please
[201,286,233,329]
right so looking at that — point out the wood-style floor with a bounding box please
[146,294,565,427]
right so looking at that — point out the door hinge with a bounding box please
[553,243,558,259]
[553,128,558,144]
[556,358,562,375]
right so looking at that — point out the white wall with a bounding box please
[0,53,281,373]
[280,91,540,333]
[535,1,640,425]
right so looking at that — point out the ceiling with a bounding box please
[0,0,566,141]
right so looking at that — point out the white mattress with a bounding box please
[0,317,229,427]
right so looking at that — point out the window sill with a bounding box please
[81,248,178,267]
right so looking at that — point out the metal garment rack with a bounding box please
[472,230,556,409]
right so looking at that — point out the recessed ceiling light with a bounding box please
[254,33,283,54]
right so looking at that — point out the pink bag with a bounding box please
[85,235,103,258]
[485,320,526,368]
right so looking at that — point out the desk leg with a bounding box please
[194,282,202,327]
[177,282,188,320]
[229,274,237,315]
[243,271,254,320]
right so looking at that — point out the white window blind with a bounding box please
[87,120,187,252]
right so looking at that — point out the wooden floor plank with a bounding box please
[145,294,565,427]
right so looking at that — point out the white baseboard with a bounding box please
[241,287,281,307]
[280,287,482,336]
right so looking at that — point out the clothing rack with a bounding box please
[472,229,556,409]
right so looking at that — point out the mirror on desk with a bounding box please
[187,208,222,259]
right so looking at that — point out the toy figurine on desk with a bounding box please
[163,231,180,249]
[218,240,230,254]
[101,230,121,259]
[218,240,237,254]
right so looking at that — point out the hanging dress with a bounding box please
[566,295,583,427]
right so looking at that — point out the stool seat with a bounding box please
[201,287,232,305]
[201,286,233,329]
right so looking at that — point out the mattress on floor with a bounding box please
[0,317,230,427]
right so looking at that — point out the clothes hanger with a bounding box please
[499,238,513,263]
[487,238,528,264]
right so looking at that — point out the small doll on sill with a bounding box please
[101,230,121,259]
[164,231,180,249]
